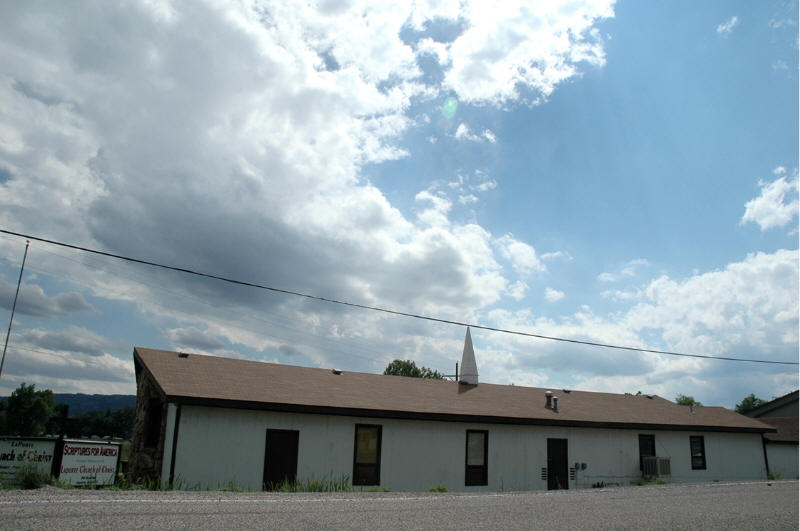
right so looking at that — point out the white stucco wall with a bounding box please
[766,443,799,479]
[165,405,767,491]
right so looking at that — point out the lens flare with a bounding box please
[441,96,458,119]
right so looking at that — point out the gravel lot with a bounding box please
[0,480,797,530]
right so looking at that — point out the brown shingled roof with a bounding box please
[134,347,775,433]
[760,417,799,443]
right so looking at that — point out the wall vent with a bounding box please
[642,456,671,478]
[540,467,548,480]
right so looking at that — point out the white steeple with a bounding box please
[459,327,478,385]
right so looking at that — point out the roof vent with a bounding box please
[552,396,559,413]
[178,353,189,358]
[563,389,572,394]
[545,390,553,409]
[331,368,342,375]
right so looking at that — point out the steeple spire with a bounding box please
[459,327,478,385]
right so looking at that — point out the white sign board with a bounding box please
[59,441,120,486]
[0,438,56,481]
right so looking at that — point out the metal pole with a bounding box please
[0,240,29,380]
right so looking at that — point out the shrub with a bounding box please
[15,463,52,489]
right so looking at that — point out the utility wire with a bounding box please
[1,228,797,366]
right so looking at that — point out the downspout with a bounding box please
[760,433,770,480]
[168,404,182,487]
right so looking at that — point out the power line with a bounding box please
[4,241,396,367]
[1,228,797,366]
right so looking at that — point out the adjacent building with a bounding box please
[745,390,798,479]
[130,340,775,491]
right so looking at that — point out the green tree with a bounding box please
[5,383,56,436]
[63,406,135,439]
[383,359,443,379]
[735,393,766,415]
[675,394,702,407]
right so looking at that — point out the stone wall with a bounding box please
[128,364,167,484]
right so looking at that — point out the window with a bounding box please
[638,434,655,471]
[465,430,488,486]
[353,424,381,485]
[690,436,706,470]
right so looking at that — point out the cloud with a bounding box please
[741,167,799,231]
[0,326,134,395]
[621,259,650,277]
[453,123,498,143]
[598,272,618,283]
[496,234,545,275]
[597,258,650,283]
[0,279,95,317]
[544,288,565,302]
[772,60,789,71]
[17,325,115,357]
[482,249,798,405]
[0,1,608,359]
[454,123,477,141]
[163,326,227,352]
[507,280,528,301]
[472,178,497,192]
[623,249,798,355]
[716,16,739,36]
[14,2,794,409]
[541,251,573,262]
[432,2,615,104]
[445,171,497,206]
[768,17,796,30]
[415,189,453,227]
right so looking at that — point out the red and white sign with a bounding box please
[58,441,120,486]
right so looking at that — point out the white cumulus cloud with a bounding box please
[544,288,565,302]
[716,16,739,35]
[741,167,799,231]
[496,234,545,275]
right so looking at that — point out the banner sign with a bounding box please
[0,438,56,481]
[58,440,120,486]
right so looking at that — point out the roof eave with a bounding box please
[164,394,776,434]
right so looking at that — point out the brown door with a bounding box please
[547,438,568,490]
[263,429,299,489]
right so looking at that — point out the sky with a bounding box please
[0,0,797,409]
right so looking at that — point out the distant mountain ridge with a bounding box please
[0,393,136,416]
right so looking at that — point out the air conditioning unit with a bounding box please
[642,456,671,477]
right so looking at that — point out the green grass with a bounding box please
[1,469,379,493]
[266,473,353,492]
[219,478,251,492]
[427,483,448,492]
